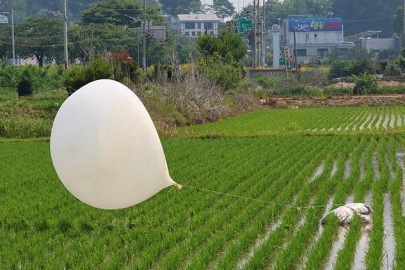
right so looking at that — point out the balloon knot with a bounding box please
[174,183,182,189]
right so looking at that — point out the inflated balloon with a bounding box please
[50,79,180,210]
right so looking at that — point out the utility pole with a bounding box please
[11,9,15,66]
[253,0,256,67]
[293,27,298,78]
[260,0,265,66]
[0,10,16,66]
[142,0,147,72]
[403,0,405,46]
[63,0,68,69]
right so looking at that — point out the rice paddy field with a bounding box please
[1,106,405,269]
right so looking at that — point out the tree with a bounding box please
[197,30,247,62]
[0,25,13,61]
[68,23,139,64]
[79,0,165,27]
[334,0,401,37]
[15,17,64,66]
[212,0,235,19]
[392,6,403,36]
[160,0,202,15]
[196,30,247,90]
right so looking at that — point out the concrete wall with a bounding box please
[360,38,396,52]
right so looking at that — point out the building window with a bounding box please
[197,31,202,36]
[197,22,202,29]
[185,32,190,36]
[297,49,307,57]
[314,34,318,38]
[185,22,195,29]
[317,48,328,56]
[191,31,196,36]
[209,31,214,35]
[205,22,213,29]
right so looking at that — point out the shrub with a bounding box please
[351,73,378,95]
[197,52,247,91]
[384,61,402,76]
[63,57,114,95]
[17,70,33,97]
[255,74,275,89]
[328,58,376,79]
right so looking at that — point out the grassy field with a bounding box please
[1,106,405,269]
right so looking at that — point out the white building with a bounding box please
[279,18,354,63]
[177,13,220,37]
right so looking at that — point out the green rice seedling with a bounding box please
[242,139,357,269]
[156,138,332,269]
[390,136,405,268]
[365,137,389,269]
[333,215,363,269]
[270,140,345,269]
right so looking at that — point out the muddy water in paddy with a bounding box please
[345,115,361,131]
[331,160,338,178]
[397,114,402,127]
[359,114,372,131]
[383,112,390,130]
[325,195,354,270]
[385,154,395,181]
[389,113,395,129]
[383,194,395,269]
[236,219,282,269]
[344,157,352,180]
[372,150,380,181]
[236,197,300,268]
[395,149,405,216]
[375,113,383,129]
[299,197,335,269]
[352,193,373,270]
[360,156,365,181]
[309,161,325,182]
[367,114,377,130]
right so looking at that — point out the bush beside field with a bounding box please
[0,60,260,139]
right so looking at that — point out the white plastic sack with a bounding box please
[51,79,178,210]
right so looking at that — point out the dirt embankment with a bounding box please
[261,94,405,109]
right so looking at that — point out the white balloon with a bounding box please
[50,79,179,210]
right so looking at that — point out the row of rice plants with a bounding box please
[365,137,389,268]
[303,137,365,268]
[390,136,405,268]
[76,138,258,268]
[332,137,372,269]
[240,137,353,268]
[118,137,321,268]
[209,140,335,269]
[153,136,314,269]
[148,137,306,269]
[270,136,348,269]
[180,138,334,269]
[0,139,260,267]
[110,138,270,268]
[180,106,405,137]
[305,136,366,269]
